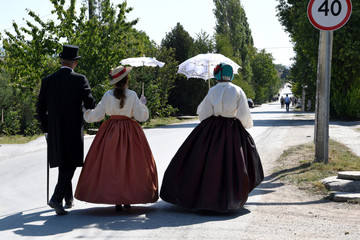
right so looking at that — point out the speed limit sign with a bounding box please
[308,0,352,30]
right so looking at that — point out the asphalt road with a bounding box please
[0,99,359,239]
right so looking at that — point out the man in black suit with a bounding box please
[37,45,96,215]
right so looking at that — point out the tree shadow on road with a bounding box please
[0,201,251,238]
[247,174,285,198]
[253,119,314,127]
[153,122,199,129]
[246,164,332,207]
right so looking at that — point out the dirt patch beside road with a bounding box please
[243,140,360,240]
[245,181,359,239]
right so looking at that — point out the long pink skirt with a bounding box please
[75,115,158,204]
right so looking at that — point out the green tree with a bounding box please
[62,0,138,101]
[277,1,318,111]
[176,29,217,114]
[275,64,290,85]
[193,30,215,54]
[0,69,13,133]
[213,0,254,86]
[0,0,154,134]
[0,6,60,135]
[161,23,209,115]
[251,50,281,103]
[289,49,317,111]
[87,0,97,19]
[124,44,178,119]
[0,69,12,122]
[150,47,178,118]
[161,23,194,63]
[277,0,360,119]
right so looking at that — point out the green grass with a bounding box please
[0,134,43,144]
[273,140,360,196]
[142,117,196,128]
[0,117,198,144]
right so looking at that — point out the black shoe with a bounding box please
[115,205,123,212]
[64,198,74,209]
[123,204,131,209]
[48,200,68,215]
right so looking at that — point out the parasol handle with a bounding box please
[208,62,211,89]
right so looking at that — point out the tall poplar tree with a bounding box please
[213,0,254,87]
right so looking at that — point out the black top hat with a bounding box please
[59,44,81,60]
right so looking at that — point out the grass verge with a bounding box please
[0,134,43,144]
[0,117,198,144]
[273,139,360,200]
[142,117,196,128]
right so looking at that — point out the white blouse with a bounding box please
[83,89,149,123]
[197,82,253,128]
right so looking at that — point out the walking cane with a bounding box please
[45,133,49,204]
[142,82,144,97]
[47,154,49,204]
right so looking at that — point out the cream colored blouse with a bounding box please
[83,89,149,123]
[197,82,253,128]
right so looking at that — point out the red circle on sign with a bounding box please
[307,0,352,31]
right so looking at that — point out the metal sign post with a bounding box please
[307,0,352,163]
[314,30,333,163]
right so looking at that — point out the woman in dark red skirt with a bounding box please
[160,63,264,213]
[75,66,158,211]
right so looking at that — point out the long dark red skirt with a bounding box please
[160,116,263,212]
[75,116,158,205]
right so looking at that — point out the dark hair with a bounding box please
[113,75,129,108]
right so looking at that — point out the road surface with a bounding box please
[0,101,359,239]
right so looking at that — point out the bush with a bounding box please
[2,110,21,135]
[24,118,41,136]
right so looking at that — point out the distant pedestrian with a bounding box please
[280,96,285,108]
[37,44,96,215]
[75,65,158,212]
[284,94,291,112]
[160,63,264,213]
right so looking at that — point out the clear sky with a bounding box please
[0,0,295,66]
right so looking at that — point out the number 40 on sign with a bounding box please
[307,0,352,31]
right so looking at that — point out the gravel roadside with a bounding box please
[242,110,360,240]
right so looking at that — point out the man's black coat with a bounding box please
[37,68,96,168]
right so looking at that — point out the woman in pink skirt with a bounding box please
[75,66,158,211]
